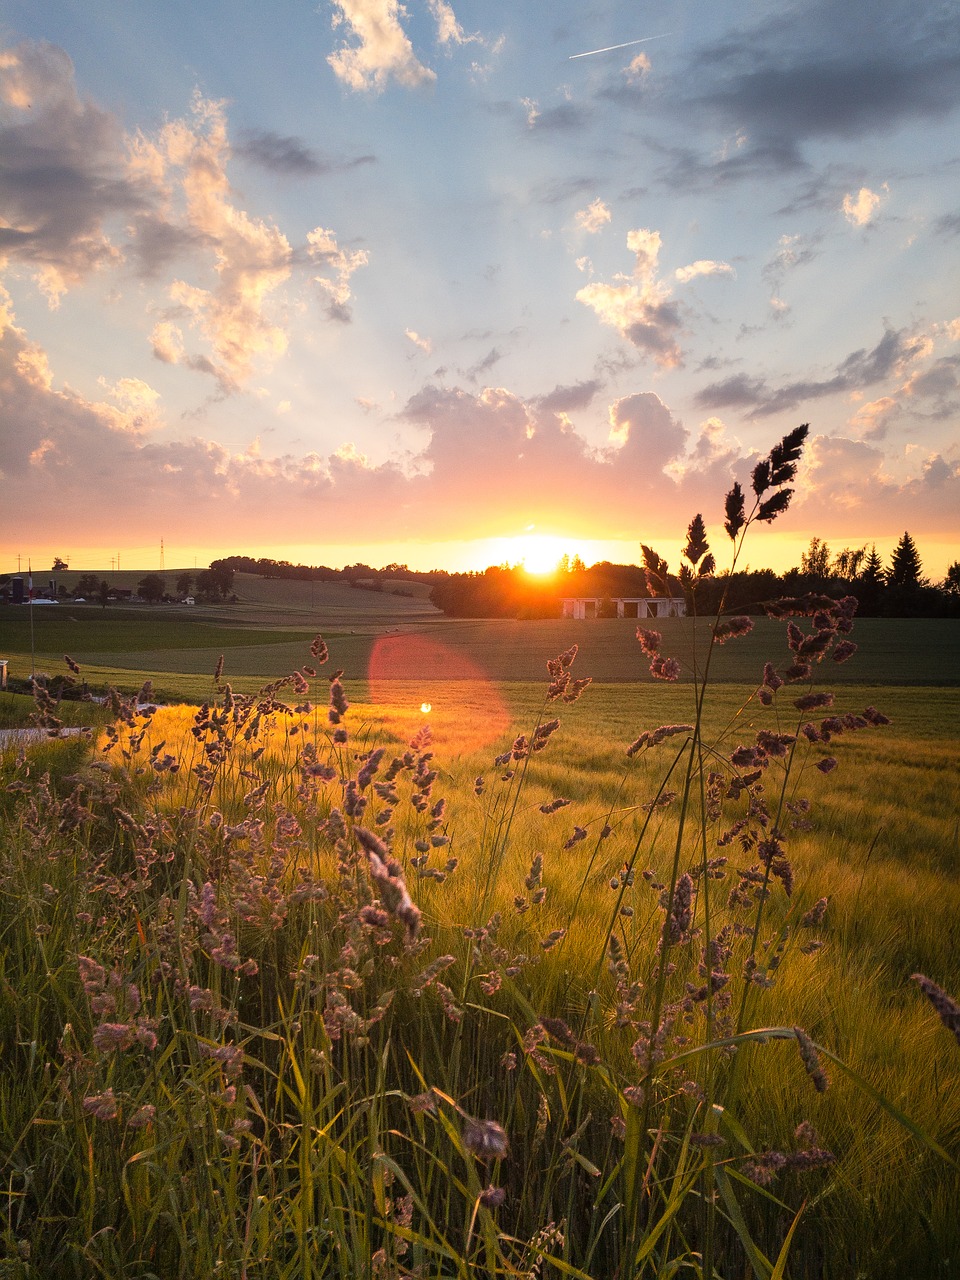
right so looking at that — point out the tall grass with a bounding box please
[1,427,958,1279]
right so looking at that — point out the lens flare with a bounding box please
[368,635,509,751]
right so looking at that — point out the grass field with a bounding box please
[2,600,958,698]
[1,581,959,1277]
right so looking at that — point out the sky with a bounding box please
[1,0,958,579]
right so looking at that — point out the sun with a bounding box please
[509,533,570,575]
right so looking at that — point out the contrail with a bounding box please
[569,34,671,60]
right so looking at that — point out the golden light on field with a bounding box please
[367,635,509,751]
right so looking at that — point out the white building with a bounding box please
[560,596,686,620]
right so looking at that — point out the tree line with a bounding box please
[429,532,959,619]
[24,533,957,618]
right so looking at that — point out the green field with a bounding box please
[2,597,958,698]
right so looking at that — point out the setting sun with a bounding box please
[483,532,577,576]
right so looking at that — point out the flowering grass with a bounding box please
[2,429,959,1279]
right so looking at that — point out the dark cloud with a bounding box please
[652,137,807,192]
[130,215,208,278]
[694,54,960,144]
[526,102,591,133]
[529,175,597,205]
[695,327,928,417]
[693,373,768,411]
[935,211,960,236]
[0,41,150,287]
[460,347,502,382]
[624,301,683,361]
[536,379,602,413]
[235,128,376,176]
[600,3,960,189]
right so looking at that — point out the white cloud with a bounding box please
[327,0,436,91]
[842,185,887,226]
[574,198,612,235]
[427,0,477,46]
[674,259,735,284]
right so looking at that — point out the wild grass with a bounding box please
[1,429,958,1279]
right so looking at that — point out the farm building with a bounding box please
[560,596,687,620]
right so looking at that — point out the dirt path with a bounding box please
[0,726,85,749]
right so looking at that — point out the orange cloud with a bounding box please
[328,0,436,91]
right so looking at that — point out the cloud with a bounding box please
[617,5,960,189]
[576,228,683,367]
[536,379,602,414]
[327,0,436,91]
[574,198,611,234]
[624,52,651,83]
[695,325,930,417]
[674,259,735,284]
[3,288,958,553]
[405,328,432,354]
[684,0,960,152]
[606,392,688,472]
[427,0,478,46]
[530,175,597,205]
[235,128,375,176]
[842,185,886,226]
[522,99,590,133]
[137,96,295,385]
[761,232,821,314]
[460,347,502,382]
[307,227,369,322]
[0,41,147,301]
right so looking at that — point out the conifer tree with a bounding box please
[888,531,924,589]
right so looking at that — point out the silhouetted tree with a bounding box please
[137,574,165,604]
[52,556,68,572]
[800,536,831,577]
[888,531,924,589]
[176,571,194,596]
[833,546,866,579]
[943,562,960,597]
[855,545,886,615]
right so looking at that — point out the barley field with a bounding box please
[1,593,958,1277]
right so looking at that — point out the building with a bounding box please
[560,596,686,620]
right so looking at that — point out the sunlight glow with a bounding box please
[420,702,432,713]
[485,533,577,575]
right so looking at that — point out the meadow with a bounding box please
[1,590,958,1277]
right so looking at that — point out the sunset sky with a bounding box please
[1,0,958,578]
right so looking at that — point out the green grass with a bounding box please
[2,611,958,698]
